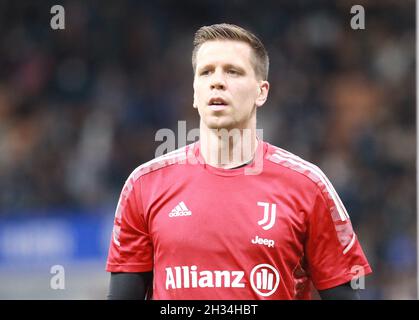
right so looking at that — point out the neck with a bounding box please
[199,119,258,169]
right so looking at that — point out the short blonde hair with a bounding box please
[192,23,269,80]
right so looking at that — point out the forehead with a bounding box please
[195,40,254,68]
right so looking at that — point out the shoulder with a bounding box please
[127,143,196,184]
[265,142,349,220]
[264,142,331,191]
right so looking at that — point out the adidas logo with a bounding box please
[169,201,192,217]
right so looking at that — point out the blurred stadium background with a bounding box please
[0,0,415,299]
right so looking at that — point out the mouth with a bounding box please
[208,97,229,111]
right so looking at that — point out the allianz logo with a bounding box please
[165,264,280,297]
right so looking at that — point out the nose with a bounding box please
[210,70,226,90]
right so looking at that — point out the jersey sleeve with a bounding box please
[305,178,372,291]
[106,172,153,273]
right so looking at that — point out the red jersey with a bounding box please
[106,140,372,299]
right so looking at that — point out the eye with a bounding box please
[200,69,210,76]
[227,68,243,76]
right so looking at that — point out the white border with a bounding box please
[416,0,419,301]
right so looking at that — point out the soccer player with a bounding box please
[106,23,372,300]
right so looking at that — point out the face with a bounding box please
[193,40,269,130]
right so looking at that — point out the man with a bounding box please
[106,23,372,300]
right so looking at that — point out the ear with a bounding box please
[255,81,270,108]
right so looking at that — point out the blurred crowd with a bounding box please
[0,0,415,299]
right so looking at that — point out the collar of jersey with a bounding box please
[192,138,267,177]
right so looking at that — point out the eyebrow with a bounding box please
[197,63,246,73]
[223,64,246,72]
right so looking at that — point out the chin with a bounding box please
[204,118,236,130]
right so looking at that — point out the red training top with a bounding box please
[106,140,372,299]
